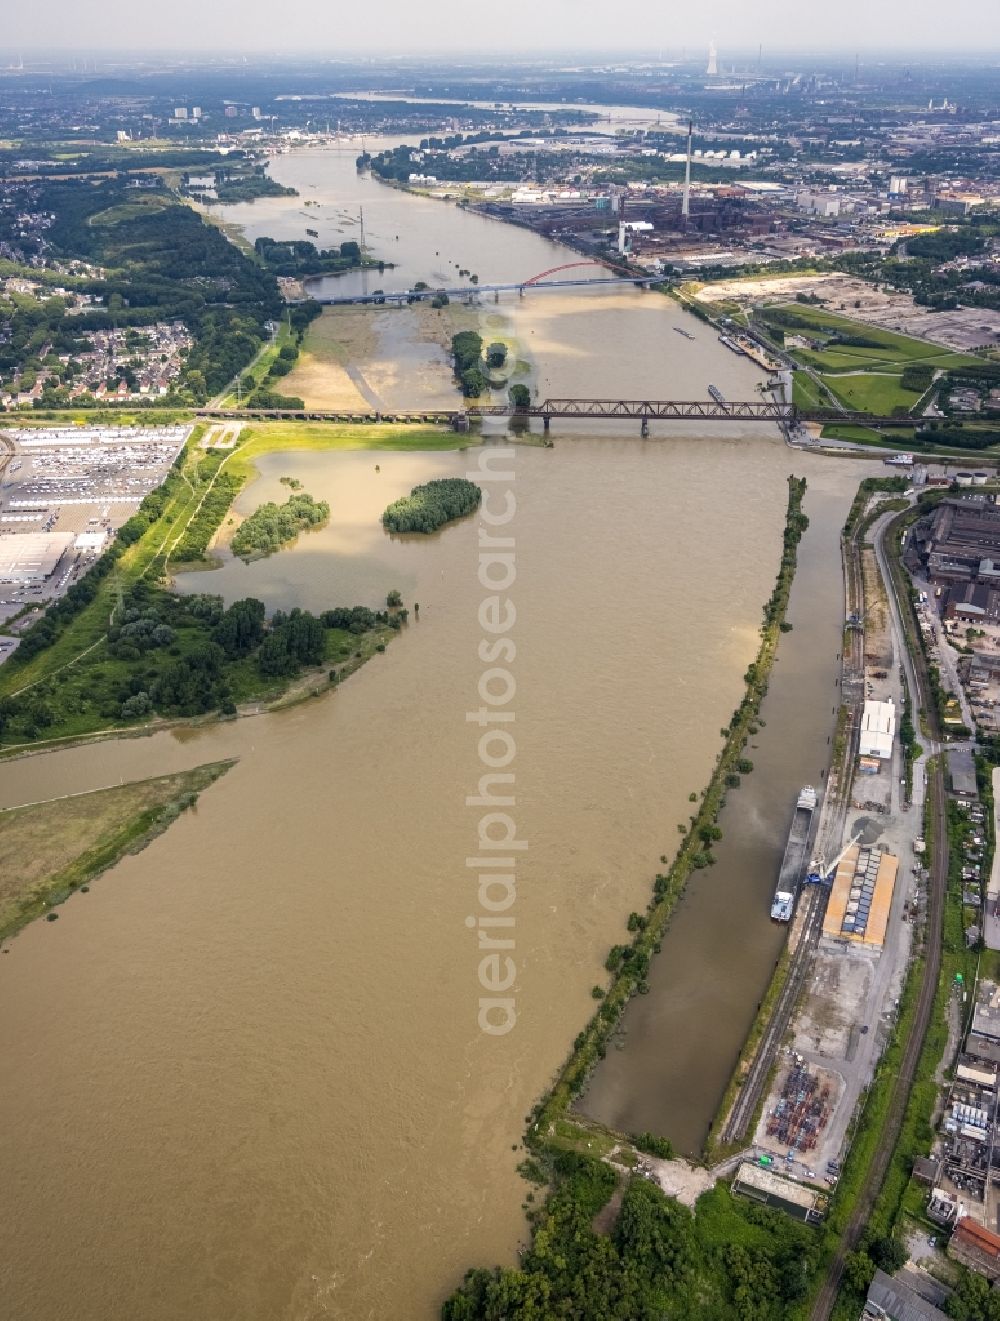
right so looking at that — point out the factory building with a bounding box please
[74,530,108,554]
[0,532,74,583]
[731,1161,825,1224]
[948,1217,1000,1283]
[916,500,1000,587]
[822,846,899,950]
[860,699,896,760]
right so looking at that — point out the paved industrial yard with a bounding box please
[695,272,1000,351]
[753,502,929,1189]
[0,423,190,643]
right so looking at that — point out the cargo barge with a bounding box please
[770,785,818,922]
[718,332,782,373]
[708,384,727,405]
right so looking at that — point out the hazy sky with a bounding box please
[3,0,999,55]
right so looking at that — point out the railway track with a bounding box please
[722,884,828,1142]
[721,514,866,1146]
[809,509,948,1320]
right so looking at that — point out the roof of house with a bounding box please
[865,1268,949,1321]
[953,1216,1000,1259]
[949,745,978,797]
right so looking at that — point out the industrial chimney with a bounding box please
[682,120,693,219]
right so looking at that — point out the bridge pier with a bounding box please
[640,416,650,438]
[542,414,550,433]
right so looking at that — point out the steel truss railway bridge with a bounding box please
[198,398,948,435]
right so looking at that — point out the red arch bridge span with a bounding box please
[520,260,638,286]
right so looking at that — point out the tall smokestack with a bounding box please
[682,120,693,219]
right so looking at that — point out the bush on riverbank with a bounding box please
[442,1166,818,1320]
[450,331,491,398]
[843,476,909,537]
[382,477,481,534]
[172,472,246,563]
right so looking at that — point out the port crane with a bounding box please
[804,833,863,888]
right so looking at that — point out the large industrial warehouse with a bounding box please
[822,845,900,950]
[0,532,74,584]
[859,699,896,760]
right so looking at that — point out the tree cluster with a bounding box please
[231,491,329,561]
[443,1157,817,1321]
[451,331,489,398]
[0,580,392,743]
[253,236,375,278]
[382,477,481,534]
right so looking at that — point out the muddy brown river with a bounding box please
[0,140,870,1320]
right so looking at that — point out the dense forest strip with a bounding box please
[0,760,235,943]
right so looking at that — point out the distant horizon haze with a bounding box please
[1,0,998,58]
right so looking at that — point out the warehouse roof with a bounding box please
[862,700,896,736]
[0,531,74,582]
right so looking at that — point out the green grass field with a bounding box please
[764,303,982,420]
[0,760,234,940]
[820,424,891,445]
[820,373,923,415]
[88,195,172,227]
[765,303,979,365]
[225,421,471,476]
[792,370,834,410]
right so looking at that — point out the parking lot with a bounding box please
[0,424,190,644]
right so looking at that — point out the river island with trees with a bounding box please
[382,477,481,534]
[231,491,329,561]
